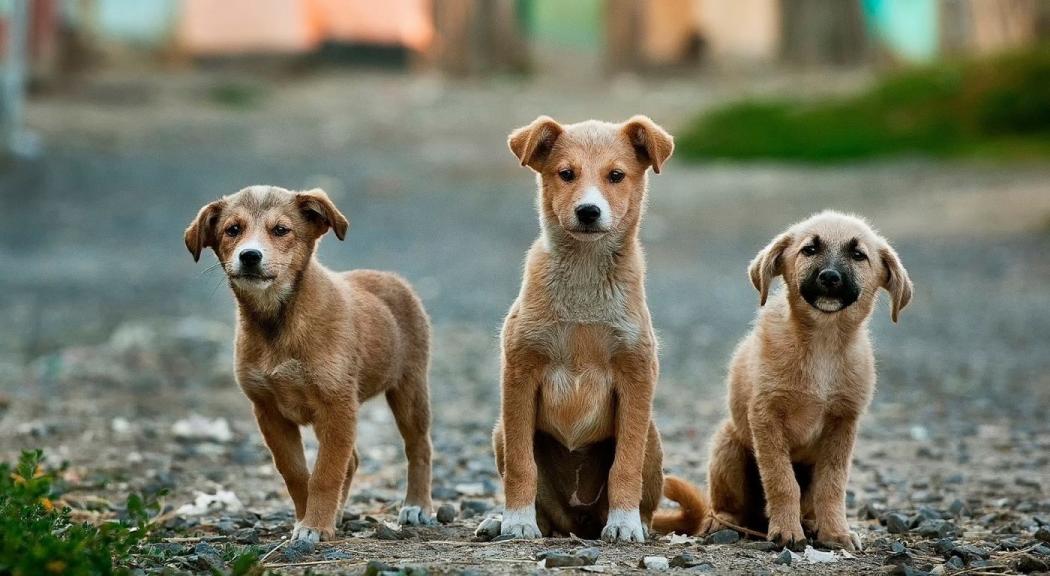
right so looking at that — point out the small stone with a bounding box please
[1036,527,1050,543]
[916,519,953,538]
[948,499,967,517]
[945,556,965,570]
[282,538,315,563]
[743,541,778,551]
[885,513,910,534]
[934,538,955,555]
[1031,544,1050,557]
[884,550,913,567]
[373,523,404,540]
[436,504,457,524]
[669,553,704,568]
[703,528,740,545]
[886,566,929,576]
[344,518,375,532]
[891,541,908,554]
[639,556,669,571]
[999,536,1026,550]
[774,549,793,565]
[539,548,600,568]
[1012,553,1049,573]
[951,544,989,563]
[460,500,490,518]
[859,502,884,520]
[322,549,352,561]
[473,516,502,541]
[193,542,225,572]
[233,527,259,544]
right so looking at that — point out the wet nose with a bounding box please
[818,269,842,289]
[575,204,601,225]
[239,249,262,267]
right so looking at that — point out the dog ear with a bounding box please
[748,232,792,306]
[879,243,913,323]
[184,200,225,262]
[622,115,674,174]
[508,116,563,172]
[296,188,349,240]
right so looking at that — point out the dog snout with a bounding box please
[575,204,602,226]
[239,249,263,268]
[818,269,842,289]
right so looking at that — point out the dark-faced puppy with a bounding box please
[185,185,434,542]
[488,116,705,543]
[698,211,912,550]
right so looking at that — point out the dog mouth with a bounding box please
[230,273,277,284]
[566,226,609,241]
[809,296,848,313]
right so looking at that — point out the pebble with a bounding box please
[703,529,740,545]
[885,513,910,534]
[193,542,225,572]
[916,520,953,538]
[323,549,352,561]
[473,516,502,540]
[460,500,490,518]
[639,556,669,571]
[373,523,404,540]
[948,499,967,517]
[774,549,793,565]
[883,550,913,567]
[538,548,600,568]
[999,536,1026,550]
[743,541,778,552]
[668,553,705,568]
[1012,553,1049,573]
[886,566,929,576]
[436,504,457,524]
[1036,527,1050,543]
[282,538,315,563]
[344,519,376,532]
[945,556,965,570]
[952,543,989,562]
[233,527,259,544]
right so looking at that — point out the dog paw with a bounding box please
[817,529,862,552]
[767,518,807,550]
[601,508,647,543]
[291,522,334,543]
[500,506,542,539]
[398,505,433,526]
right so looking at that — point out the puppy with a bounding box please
[184,185,434,542]
[489,116,704,542]
[695,211,913,550]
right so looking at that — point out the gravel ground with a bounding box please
[1,67,1049,574]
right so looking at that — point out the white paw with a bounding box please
[500,505,542,539]
[290,523,323,543]
[398,505,433,526]
[850,531,863,551]
[601,508,646,543]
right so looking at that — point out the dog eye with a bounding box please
[801,244,818,256]
[225,224,240,238]
[272,225,290,237]
[851,249,867,261]
[558,169,575,182]
[608,169,625,183]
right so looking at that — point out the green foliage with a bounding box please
[677,47,1050,162]
[0,450,264,576]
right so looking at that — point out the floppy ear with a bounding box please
[748,232,792,306]
[622,115,674,174]
[508,116,564,172]
[184,200,225,262]
[879,243,913,323]
[296,188,349,240]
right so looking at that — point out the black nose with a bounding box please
[575,204,601,225]
[239,249,262,267]
[818,269,842,288]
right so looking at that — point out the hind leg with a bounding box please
[386,370,434,525]
[703,420,753,534]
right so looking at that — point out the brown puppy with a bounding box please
[489,115,700,542]
[694,211,913,550]
[184,185,434,543]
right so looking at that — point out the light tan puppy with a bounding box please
[694,211,912,550]
[490,115,701,542]
[184,185,434,543]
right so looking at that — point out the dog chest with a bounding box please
[239,359,316,425]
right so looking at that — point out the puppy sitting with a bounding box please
[489,116,704,542]
[697,211,912,550]
[184,186,434,542]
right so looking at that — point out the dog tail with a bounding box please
[651,475,708,536]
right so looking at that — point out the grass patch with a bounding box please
[677,47,1050,162]
[0,450,261,575]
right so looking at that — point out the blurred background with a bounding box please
[0,0,1048,559]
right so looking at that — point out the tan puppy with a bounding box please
[184,185,434,543]
[490,115,701,542]
[693,211,912,550]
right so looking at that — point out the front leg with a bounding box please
[749,402,806,548]
[253,404,310,521]
[811,416,861,551]
[498,358,542,539]
[602,354,655,543]
[294,403,357,543]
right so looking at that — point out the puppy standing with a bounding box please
[185,186,434,542]
[695,211,912,549]
[490,116,703,542]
